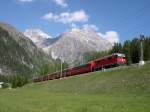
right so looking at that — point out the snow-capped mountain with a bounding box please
[47,28,113,65]
[24,29,51,42]
[24,29,57,49]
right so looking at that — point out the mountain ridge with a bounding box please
[0,22,51,76]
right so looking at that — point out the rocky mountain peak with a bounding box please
[47,28,113,65]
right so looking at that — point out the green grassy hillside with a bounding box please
[0,63,150,112]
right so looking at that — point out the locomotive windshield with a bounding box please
[115,53,125,58]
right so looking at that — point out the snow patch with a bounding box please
[51,51,58,59]
[24,29,52,43]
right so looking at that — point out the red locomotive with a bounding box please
[34,53,126,82]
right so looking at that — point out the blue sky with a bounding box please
[0,0,150,43]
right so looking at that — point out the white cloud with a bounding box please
[83,24,99,31]
[43,10,89,24]
[98,31,119,44]
[18,0,34,2]
[53,0,68,7]
[18,0,68,7]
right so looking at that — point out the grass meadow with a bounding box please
[0,63,150,112]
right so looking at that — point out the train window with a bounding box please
[80,64,88,68]
[123,57,126,59]
[108,57,112,60]
[75,66,80,70]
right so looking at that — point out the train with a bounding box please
[34,53,126,82]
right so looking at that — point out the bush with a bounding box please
[2,83,10,89]
[0,74,29,88]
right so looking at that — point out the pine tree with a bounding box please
[130,38,140,63]
[111,43,122,53]
[144,37,150,61]
[123,40,132,65]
